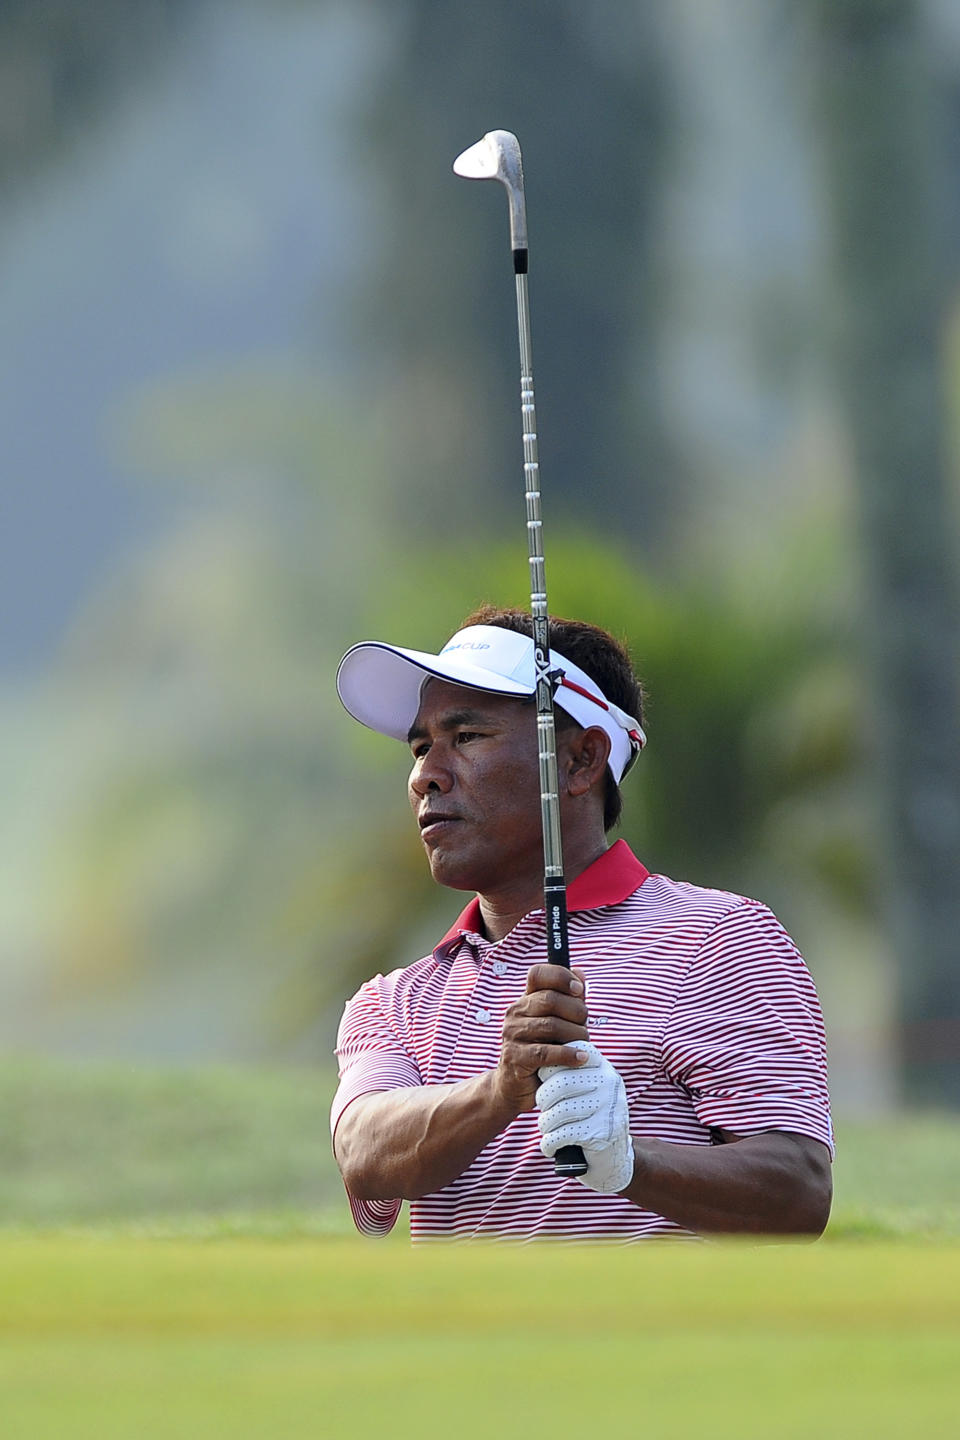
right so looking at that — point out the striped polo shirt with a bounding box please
[331,841,832,1242]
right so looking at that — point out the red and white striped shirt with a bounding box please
[331,841,832,1241]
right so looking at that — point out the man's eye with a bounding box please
[456,731,481,745]
[411,742,430,759]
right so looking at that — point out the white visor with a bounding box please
[336,624,646,784]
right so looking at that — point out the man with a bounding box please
[332,605,833,1241]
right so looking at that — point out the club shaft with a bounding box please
[514,262,585,1179]
[455,130,585,1177]
[516,268,569,945]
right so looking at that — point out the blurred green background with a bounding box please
[2,0,960,1239]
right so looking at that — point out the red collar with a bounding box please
[435,840,649,952]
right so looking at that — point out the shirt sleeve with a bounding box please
[330,977,424,1237]
[661,901,834,1156]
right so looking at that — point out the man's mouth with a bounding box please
[418,812,461,841]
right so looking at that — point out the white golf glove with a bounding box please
[536,1040,635,1195]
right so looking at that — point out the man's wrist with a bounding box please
[484,1067,527,1127]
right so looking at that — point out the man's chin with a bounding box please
[424,845,484,893]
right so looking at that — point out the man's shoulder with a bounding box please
[568,872,775,973]
[345,946,451,1012]
[618,870,757,927]
[630,873,811,979]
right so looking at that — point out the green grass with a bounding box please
[0,1053,347,1231]
[827,1112,960,1241]
[1,1052,959,1239]
[0,1057,957,1436]
[0,1238,958,1438]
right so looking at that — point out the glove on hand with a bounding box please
[536,1040,635,1195]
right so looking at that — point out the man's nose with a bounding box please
[409,744,454,797]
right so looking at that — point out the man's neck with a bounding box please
[477,836,609,944]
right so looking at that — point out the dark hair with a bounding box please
[459,604,645,831]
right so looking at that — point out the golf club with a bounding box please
[453,129,588,1179]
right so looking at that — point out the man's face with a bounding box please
[407,679,544,897]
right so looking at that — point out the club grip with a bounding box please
[542,881,589,1178]
[553,1144,589,1178]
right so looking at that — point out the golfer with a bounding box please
[332,606,833,1241]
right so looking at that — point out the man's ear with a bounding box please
[563,725,611,798]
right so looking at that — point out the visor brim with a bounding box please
[336,641,533,742]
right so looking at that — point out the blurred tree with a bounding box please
[357,0,677,546]
[287,525,864,1034]
[0,369,396,1060]
[0,0,187,187]
[813,0,960,1102]
[24,478,860,1061]
[0,0,911,1100]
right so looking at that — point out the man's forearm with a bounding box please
[334,1073,519,1201]
[622,1130,832,1236]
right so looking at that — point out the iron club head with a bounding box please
[453,129,528,255]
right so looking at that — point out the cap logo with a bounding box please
[440,640,491,653]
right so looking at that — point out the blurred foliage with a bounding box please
[24,492,870,1056]
[0,0,187,187]
[346,525,868,901]
[0,0,956,1106]
[812,0,960,1103]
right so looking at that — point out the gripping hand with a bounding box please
[536,1041,634,1194]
